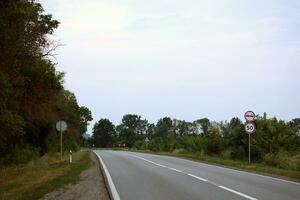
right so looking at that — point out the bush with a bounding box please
[264,151,300,170]
[133,140,146,150]
[221,149,233,159]
[202,131,224,155]
[230,146,246,160]
[263,153,277,166]
[172,148,187,154]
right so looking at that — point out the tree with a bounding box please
[194,118,210,135]
[0,1,92,163]
[253,115,296,155]
[93,119,116,147]
[173,119,193,136]
[117,114,148,147]
[155,117,174,138]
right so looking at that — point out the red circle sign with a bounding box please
[244,111,255,122]
[245,122,256,134]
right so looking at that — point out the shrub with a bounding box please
[172,148,187,154]
[264,151,300,170]
[221,149,232,159]
[230,146,246,160]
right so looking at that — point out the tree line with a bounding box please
[92,114,300,169]
[0,0,92,164]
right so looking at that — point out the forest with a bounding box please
[0,0,92,164]
[92,114,300,170]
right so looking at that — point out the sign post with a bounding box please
[56,120,67,160]
[145,137,150,148]
[244,111,256,164]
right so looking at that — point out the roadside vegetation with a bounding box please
[91,114,300,180]
[0,151,91,200]
[0,1,93,198]
[0,0,92,165]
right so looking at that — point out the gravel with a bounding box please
[42,151,110,200]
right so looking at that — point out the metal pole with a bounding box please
[249,133,251,164]
[60,122,62,160]
[61,130,62,160]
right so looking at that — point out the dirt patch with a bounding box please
[42,152,110,200]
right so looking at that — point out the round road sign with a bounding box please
[56,120,67,132]
[245,122,256,134]
[244,111,255,122]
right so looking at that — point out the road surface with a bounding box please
[94,150,300,200]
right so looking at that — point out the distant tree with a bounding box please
[117,114,148,147]
[93,119,116,147]
[146,123,155,139]
[194,118,210,135]
[173,119,192,136]
[253,115,296,155]
[155,117,174,138]
[225,117,247,159]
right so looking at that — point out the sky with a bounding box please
[40,0,300,134]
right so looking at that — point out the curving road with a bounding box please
[94,150,300,200]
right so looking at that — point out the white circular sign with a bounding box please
[245,122,256,134]
[56,120,67,132]
[244,111,255,122]
[145,137,150,143]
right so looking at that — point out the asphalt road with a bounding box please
[94,150,300,200]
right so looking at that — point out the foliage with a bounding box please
[116,114,149,147]
[92,119,116,147]
[0,0,92,164]
[92,113,300,170]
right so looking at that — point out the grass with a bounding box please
[132,150,300,182]
[0,150,92,200]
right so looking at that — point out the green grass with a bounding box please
[0,151,92,200]
[132,150,300,182]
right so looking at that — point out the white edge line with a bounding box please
[187,173,209,182]
[169,167,183,173]
[155,163,166,168]
[218,186,258,200]
[93,151,121,200]
[135,152,300,186]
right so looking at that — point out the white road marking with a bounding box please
[187,173,209,182]
[132,156,156,164]
[218,186,258,200]
[93,151,121,200]
[155,163,166,168]
[169,167,183,173]
[136,152,300,186]
[132,154,259,200]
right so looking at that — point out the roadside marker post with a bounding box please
[56,120,68,160]
[70,150,73,163]
[244,111,256,164]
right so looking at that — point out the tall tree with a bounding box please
[194,118,210,135]
[117,114,148,147]
[0,1,92,164]
[155,117,174,138]
[93,119,116,147]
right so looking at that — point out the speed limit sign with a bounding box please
[245,122,256,134]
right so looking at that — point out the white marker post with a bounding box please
[70,150,73,163]
[244,111,256,164]
[56,120,67,160]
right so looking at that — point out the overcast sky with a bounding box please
[40,0,300,133]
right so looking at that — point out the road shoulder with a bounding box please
[42,151,110,200]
